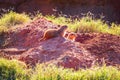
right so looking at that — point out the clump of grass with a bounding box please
[74,17,109,33]
[0,26,8,34]
[108,23,120,36]
[31,64,120,80]
[38,13,119,36]
[0,11,119,35]
[0,58,30,80]
[0,58,120,80]
[0,11,31,28]
[44,15,109,33]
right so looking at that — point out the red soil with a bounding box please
[0,18,120,69]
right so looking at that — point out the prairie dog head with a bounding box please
[58,25,68,37]
[61,25,68,29]
[67,32,77,41]
[59,25,68,31]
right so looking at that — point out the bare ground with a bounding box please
[0,18,120,69]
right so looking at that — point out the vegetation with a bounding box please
[0,11,120,35]
[108,23,120,35]
[45,14,120,36]
[0,58,120,80]
[0,11,120,80]
[0,58,30,80]
[31,64,120,80]
[0,26,8,34]
[0,11,31,33]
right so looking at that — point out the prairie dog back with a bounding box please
[39,25,68,41]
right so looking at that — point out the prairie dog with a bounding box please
[67,32,77,42]
[39,25,68,41]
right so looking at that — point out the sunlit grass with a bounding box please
[0,11,120,80]
[108,23,120,35]
[0,11,31,34]
[37,14,120,36]
[0,26,8,34]
[0,11,119,35]
[77,17,109,33]
[0,58,120,80]
[0,58,30,80]
[44,15,109,33]
[0,11,31,28]
[31,64,120,80]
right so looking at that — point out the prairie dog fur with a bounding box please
[39,25,68,41]
[67,32,77,42]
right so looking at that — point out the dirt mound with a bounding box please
[0,18,120,69]
[19,37,93,69]
[76,33,120,66]
[5,18,58,48]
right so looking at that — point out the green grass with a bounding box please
[0,58,30,80]
[0,12,120,80]
[41,14,120,36]
[0,11,31,28]
[0,11,120,35]
[31,64,120,80]
[0,11,31,36]
[0,26,8,34]
[108,23,120,35]
[0,58,120,80]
